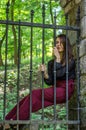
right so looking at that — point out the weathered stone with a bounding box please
[80,39,86,57]
[60,0,86,129]
[81,0,86,17]
[64,0,75,14]
[75,0,81,4]
[80,55,86,74]
[60,0,81,14]
[81,16,86,38]
[60,0,67,7]
[80,75,86,127]
[80,76,86,92]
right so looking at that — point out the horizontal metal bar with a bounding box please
[0,20,80,31]
[0,120,80,125]
[70,107,86,110]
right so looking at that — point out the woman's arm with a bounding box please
[39,60,54,85]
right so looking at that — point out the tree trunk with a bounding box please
[0,44,3,66]
[11,0,18,65]
[0,32,6,66]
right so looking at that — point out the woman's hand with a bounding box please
[53,47,61,62]
[39,64,49,79]
[39,64,46,72]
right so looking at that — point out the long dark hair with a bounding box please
[56,34,73,64]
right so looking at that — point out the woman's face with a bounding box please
[56,37,64,53]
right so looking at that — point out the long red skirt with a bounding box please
[5,79,74,120]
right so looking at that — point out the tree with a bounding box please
[0,32,6,66]
[0,0,65,66]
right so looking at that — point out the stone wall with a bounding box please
[60,0,86,130]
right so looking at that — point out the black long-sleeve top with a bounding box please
[44,58,76,85]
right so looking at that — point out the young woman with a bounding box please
[1,34,76,129]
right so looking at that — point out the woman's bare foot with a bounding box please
[0,124,10,130]
[5,124,10,129]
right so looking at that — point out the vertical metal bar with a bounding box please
[41,4,45,126]
[41,4,45,130]
[29,10,34,123]
[16,20,21,130]
[65,14,69,130]
[76,7,81,130]
[3,1,9,130]
[53,10,57,130]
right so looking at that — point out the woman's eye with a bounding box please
[56,42,59,44]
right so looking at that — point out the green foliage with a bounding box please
[0,0,65,66]
[0,70,17,120]
[32,105,67,130]
[0,65,67,129]
[0,1,67,129]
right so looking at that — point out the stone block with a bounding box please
[81,16,86,38]
[80,55,86,73]
[60,0,67,8]
[81,0,86,17]
[64,0,75,13]
[80,39,86,57]
[80,75,86,129]
[75,0,81,4]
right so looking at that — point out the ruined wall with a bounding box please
[60,0,86,130]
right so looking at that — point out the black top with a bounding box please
[44,58,76,85]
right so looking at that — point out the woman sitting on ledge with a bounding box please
[0,34,76,129]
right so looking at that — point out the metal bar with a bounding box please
[53,11,57,130]
[76,6,81,130]
[0,2,82,130]
[41,4,45,128]
[65,14,69,130]
[3,2,9,130]
[0,20,80,31]
[0,119,80,125]
[41,4,45,120]
[29,10,34,123]
[16,20,21,130]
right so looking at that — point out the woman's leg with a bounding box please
[5,80,74,120]
[17,84,74,120]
